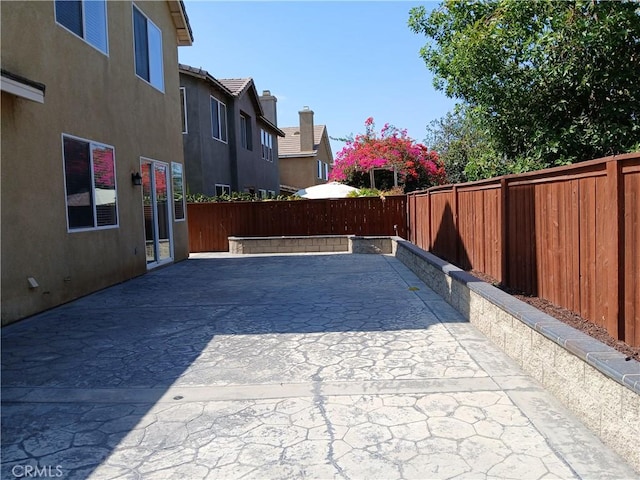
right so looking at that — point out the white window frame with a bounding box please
[268,190,276,198]
[171,162,186,222]
[261,128,273,161]
[180,87,188,134]
[132,4,164,92]
[55,0,109,55]
[211,96,228,143]
[62,133,118,232]
[141,157,174,268]
[240,113,252,150]
[317,160,324,179]
[258,189,267,199]
[215,184,231,196]
[324,162,329,180]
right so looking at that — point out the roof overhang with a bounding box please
[279,152,317,159]
[179,64,234,97]
[167,0,193,46]
[279,184,301,194]
[261,117,285,137]
[1,70,45,103]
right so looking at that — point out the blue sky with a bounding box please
[177,1,457,158]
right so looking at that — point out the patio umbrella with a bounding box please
[295,182,360,199]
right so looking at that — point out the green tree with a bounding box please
[410,0,640,171]
[425,103,505,182]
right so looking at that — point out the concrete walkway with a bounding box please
[1,253,637,480]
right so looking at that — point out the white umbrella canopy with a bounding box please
[295,182,360,199]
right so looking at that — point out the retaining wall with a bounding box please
[228,235,395,255]
[394,238,639,471]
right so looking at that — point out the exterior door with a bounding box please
[141,159,173,267]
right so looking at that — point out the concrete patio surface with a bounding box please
[1,252,637,480]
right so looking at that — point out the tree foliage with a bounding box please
[330,118,446,192]
[410,0,640,171]
[425,103,504,182]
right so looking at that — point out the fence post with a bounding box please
[453,185,460,265]
[427,190,432,251]
[605,159,624,341]
[500,178,508,286]
[407,194,413,243]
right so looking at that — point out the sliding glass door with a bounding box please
[141,159,172,267]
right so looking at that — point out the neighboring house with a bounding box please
[1,1,193,325]
[279,107,334,194]
[179,65,284,198]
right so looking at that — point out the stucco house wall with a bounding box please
[233,93,280,194]
[279,108,334,192]
[180,66,283,197]
[181,73,234,196]
[1,1,192,325]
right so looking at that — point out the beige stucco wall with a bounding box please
[279,130,334,190]
[279,156,317,190]
[1,1,189,324]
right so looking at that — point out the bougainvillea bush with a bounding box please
[329,117,446,192]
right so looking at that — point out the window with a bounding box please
[215,184,231,196]
[268,190,276,198]
[133,5,164,91]
[324,163,329,180]
[180,87,187,134]
[171,162,185,221]
[317,160,324,179]
[258,189,267,199]
[62,134,117,231]
[55,0,108,54]
[211,97,228,142]
[240,114,252,150]
[261,129,273,161]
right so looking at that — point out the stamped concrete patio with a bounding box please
[1,253,637,479]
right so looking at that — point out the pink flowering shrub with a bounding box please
[330,118,446,192]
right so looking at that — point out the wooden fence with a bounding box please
[407,153,640,347]
[187,196,407,253]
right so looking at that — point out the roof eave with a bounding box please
[279,152,317,159]
[168,0,194,46]
[1,69,45,103]
[179,64,234,97]
[261,117,285,137]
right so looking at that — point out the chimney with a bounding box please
[299,106,314,152]
[259,90,278,125]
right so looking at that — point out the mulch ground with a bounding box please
[469,270,640,361]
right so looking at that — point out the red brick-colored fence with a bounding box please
[407,153,640,347]
[187,196,407,253]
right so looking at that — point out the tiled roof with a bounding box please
[179,64,233,96]
[218,78,252,96]
[179,64,285,137]
[279,125,326,156]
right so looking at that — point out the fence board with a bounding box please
[407,153,640,347]
[624,162,640,346]
[187,196,407,253]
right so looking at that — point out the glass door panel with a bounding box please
[142,162,155,263]
[154,163,171,262]
[141,159,173,267]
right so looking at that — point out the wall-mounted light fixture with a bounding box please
[131,172,142,186]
